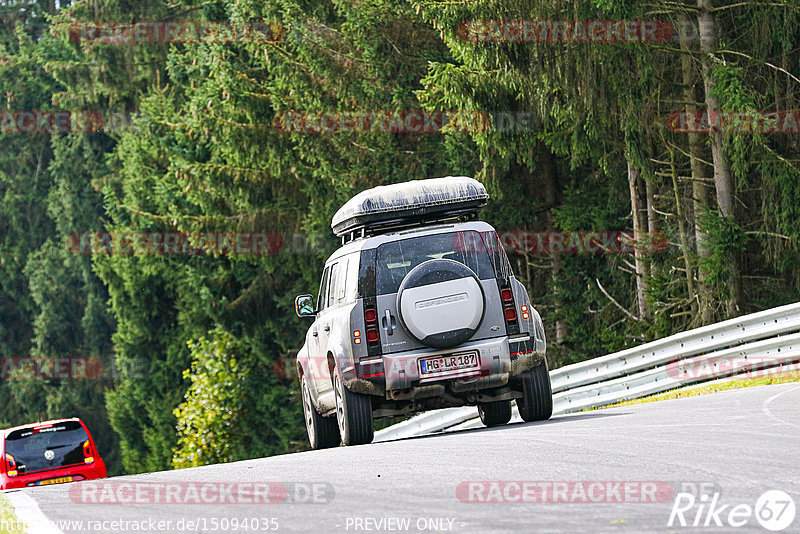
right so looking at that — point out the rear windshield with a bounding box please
[4,421,89,474]
[375,230,497,295]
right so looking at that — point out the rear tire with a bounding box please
[517,359,553,422]
[301,375,340,449]
[333,366,374,446]
[478,400,512,427]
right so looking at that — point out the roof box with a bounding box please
[331,176,489,238]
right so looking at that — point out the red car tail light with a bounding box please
[5,453,18,477]
[504,307,517,322]
[364,308,378,323]
[83,440,94,464]
[500,288,514,302]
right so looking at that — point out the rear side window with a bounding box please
[4,421,89,474]
[481,230,514,282]
[342,256,359,303]
[335,258,350,303]
[327,262,340,308]
[375,230,496,295]
[317,266,330,312]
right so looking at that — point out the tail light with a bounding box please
[357,249,383,369]
[359,304,384,378]
[5,453,18,477]
[500,285,519,334]
[83,440,94,464]
[364,306,381,348]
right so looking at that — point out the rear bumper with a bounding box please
[0,462,106,490]
[350,336,543,396]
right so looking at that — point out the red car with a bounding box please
[1,418,106,490]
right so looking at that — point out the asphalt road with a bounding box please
[6,383,800,534]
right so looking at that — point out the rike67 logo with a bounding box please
[669,489,796,531]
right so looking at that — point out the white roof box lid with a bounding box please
[331,176,489,237]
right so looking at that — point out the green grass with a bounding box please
[597,370,800,409]
[0,494,25,534]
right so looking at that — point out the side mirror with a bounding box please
[295,294,316,317]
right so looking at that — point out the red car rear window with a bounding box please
[4,421,89,474]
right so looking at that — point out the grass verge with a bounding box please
[598,370,800,409]
[0,493,25,534]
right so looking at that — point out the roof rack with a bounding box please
[331,177,488,241]
[338,209,480,244]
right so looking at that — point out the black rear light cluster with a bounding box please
[364,306,380,346]
[358,304,385,380]
[500,286,520,334]
[357,249,382,358]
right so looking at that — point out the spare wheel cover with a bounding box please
[396,259,485,348]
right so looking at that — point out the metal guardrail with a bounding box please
[440,356,800,434]
[375,302,800,442]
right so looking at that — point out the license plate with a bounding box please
[419,352,479,376]
[38,476,73,486]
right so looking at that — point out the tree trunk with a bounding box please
[698,0,734,218]
[627,156,649,320]
[679,12,714,325]
[645,177,658,236]
[644,172,660,283]
[539,144,569,344]
[667,144,697,319]
[697,0,742,316]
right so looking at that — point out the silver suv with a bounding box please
[294,177,552,448]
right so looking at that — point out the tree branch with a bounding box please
[596,278,640,321]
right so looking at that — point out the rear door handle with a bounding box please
[383,310,395,335]
[312,331,318,337]
[324,325,330,332]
